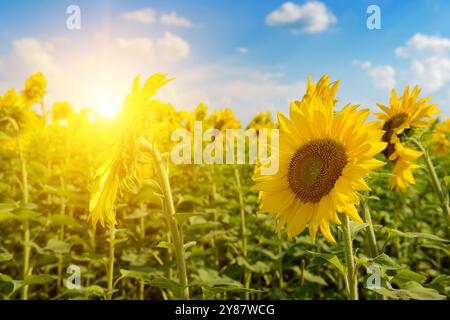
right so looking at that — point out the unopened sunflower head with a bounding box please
[253,75,386,243]
[88,73,172,229]
[375,86,440,190]
[432,118,450,155]
[21,72,47,107]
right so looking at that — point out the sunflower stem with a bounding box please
[341,214,358,300]
[234,167,251,299]
[107,223,115,300]
[16,136,31,300]
[411,138,450,236]
[361,199,379,258]
[140,138,190,300]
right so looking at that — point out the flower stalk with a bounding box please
[341,214,358,300]
[139,138,190,300]
[411,138,450,236]
[107,222,116,300]
[361,198,379,258]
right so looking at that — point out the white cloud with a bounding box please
[121,8,156,24]
[266,1,336,34]
[156,32,190,61]
[0,38,61,84]
[236,47,248,54]
[353,60,396,90]
[396,33,450,93]
[160,11,192,27]
[114,32,190,62]
[114,37,154,56]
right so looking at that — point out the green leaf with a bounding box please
[65,285,106,297]
[45,238,72,254]
[0,203,17,213]
[372,253,402,270]
[192,269,242,288]
[392,270,426,286]
[183,241,197,250]
[349,221,369,238]
[371,281,446,300]
[13,209,42,221]
[308,252,345,276]
[22,274,55,286]
[443,176,450,190]
[0,253,13,262]
[119,269,151,282]
[0,212,16,222]
[303,270,327,286]
[48,214,81,228]
[236,256,271,274]
[124,209,149,220]
[382,227,448,242]
[175,212,205,225]
[156,241,174,250]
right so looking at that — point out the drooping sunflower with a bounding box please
[253,76,386,242]
[375,86,440,189]
[88,73,172,228]
[432,118,450,155]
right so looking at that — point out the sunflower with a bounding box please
[253,76,386,242]
[207,108,241,131]
[246,111,277,133]
[21,72,47,107]
[375,86,440,189]
[89,73,172,228]
[51,101,73,123]
[432,118,450,155]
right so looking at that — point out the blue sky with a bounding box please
[1,0,450,121]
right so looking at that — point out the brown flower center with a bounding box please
[382,113,408,158]
[287,139,348,203]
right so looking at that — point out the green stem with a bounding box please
[17,137,31,300]
[140,138,189,300]
[411,138,450,236]
[107,223,115,300]
[341,214,358,300]
[234,168,247,257]
[234,167,251,299]
[57,176,66,293]
[362,199,379,258]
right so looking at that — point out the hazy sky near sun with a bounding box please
[1,0,450,122]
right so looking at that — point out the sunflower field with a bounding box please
[0,72,449,301]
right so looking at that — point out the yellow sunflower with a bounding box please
[89,73,172,229]
[432,118,450,155]
[51,101,73,123]
[21,72,47,107]
[375,86,440,189]
[246,111,277,133]
[253,76,386,242]
[207,108,241,131]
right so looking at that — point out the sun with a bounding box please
[93,95,121,120]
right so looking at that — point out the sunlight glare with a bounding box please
[93,96,121,120]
